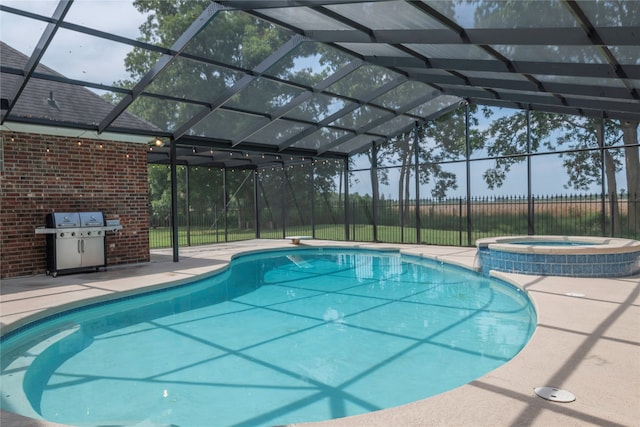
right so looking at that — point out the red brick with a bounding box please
[1,131,150,278]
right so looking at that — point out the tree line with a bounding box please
[114,1,637,232]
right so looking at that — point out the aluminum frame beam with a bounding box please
[231,59,364,146]
[319,88,443,154]
[278,76,409,151]
[172,34,309,141]
[2,0,639,158]
[302,27,639,46]
[97,2,227,134]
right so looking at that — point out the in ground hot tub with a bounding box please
[477,235,640,278]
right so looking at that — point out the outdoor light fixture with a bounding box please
[153,138,164,147]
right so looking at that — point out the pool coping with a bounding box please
[476,235,640,255]
[1,239,639,427]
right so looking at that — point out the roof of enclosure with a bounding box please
[1,0,639,168]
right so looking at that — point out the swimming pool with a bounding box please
[1,248,536,427]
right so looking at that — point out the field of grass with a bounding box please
[149,197,638,249]
[150,224,500,249]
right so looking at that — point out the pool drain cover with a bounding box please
[534,386,576,403]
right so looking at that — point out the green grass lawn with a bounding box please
[149,224,481,249]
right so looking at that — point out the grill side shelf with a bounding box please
[35,228,58,234]
[35,225,123,234]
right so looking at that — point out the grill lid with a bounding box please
[79,212,105,227]
[47,212,81,228]
[45,212,105,228]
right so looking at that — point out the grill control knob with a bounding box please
[71,232,76,237]
[98,231,102,235]
[60,232,64,237]
[87,231,92,236]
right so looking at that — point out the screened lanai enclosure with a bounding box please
[2,0,639,258]
[148,106,640,251]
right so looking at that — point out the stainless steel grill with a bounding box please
[36,212,121,277]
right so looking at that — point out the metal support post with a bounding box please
[372,142,378,242]
[344,157,350,241]
[465,104,472,246]
[414,123,422,244]
[311,164,316,238]
[281,165,286,239]
[527,109,534,235]
[254,168,260,238]
[185,165,191,246]
[599,117,607,236]
[170,138,179,262]
[223,168,228,242]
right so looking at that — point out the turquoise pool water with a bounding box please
[1,248,536,427]
[510,241,596,246]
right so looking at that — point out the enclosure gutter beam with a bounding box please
[170,138,180,262]
[465,104,472,246]
[526,109,534,235]
[372,142,378,243]
[414,123,421,244]
[344,157,350,241]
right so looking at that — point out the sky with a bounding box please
[348,151,611,200]
[1,0,148,86]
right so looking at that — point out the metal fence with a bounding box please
[149,193,638,249]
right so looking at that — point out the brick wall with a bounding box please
[0,131,150,278]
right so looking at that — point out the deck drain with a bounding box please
[534,386,576,403]
[565,292,585,297]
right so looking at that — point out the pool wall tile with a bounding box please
[479,246,640,278]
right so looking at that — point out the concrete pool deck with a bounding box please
[1,239,638,427]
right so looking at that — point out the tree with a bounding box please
[118,1,350,227]
[480,109,639,233]
[370,104,482,222]
[459,0,640,232]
